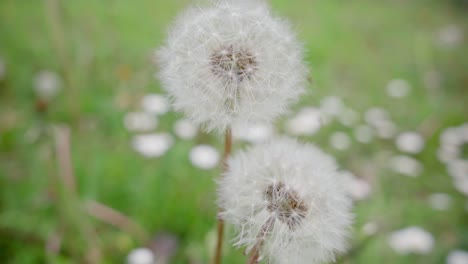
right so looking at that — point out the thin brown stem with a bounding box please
[213,127,232,264]
[246,217,275,264]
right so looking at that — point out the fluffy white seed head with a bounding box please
[218,137,353,264]
[157,0,307,132]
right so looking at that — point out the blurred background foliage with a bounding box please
[0,0,467,263]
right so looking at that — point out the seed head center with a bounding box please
[210,46,257,82]
[264,182,308,230]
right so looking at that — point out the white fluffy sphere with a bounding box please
[157,0,307,132]
[218,137,353,264]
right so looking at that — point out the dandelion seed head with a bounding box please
[156,0,307,132]
[218,137,352,264]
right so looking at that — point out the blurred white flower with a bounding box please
[438,124,468,164]
[388,227,434,255]
[364,107,390,127]
[338,108,359,127]
[354,125,375,144]
[389,155,423,177]
[447,250,468,264]
[189,145,220,170]
[0,57,5,80]
[375,119,398,139]
[124,112,158,132]
[157,0,307,132]
[330,132,351,151]
[141,93,170,115]
[218,138,352,264]
[173,119,198,140]
[395,132,425,154]
[437,24,463,48]
[428,193,452,211]
[286,107,323,136]
[131,133,173,158]
[386,79,411,98]
[341,171,371,201]
[127,248,155,264]
[362,222,378,236]
[233,123,274,144]
[33,70,61,100]
[320,96,345,117]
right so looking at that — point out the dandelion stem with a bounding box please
[246,217,275,264]
[213,127,232,264]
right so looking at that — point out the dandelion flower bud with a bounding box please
[157,0,307,132]
[218,137,353,264]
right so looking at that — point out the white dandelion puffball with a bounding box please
[388,227,434,255]
[447,250,468,264]
[141,93,170,115]
[127,247,155,264]
[395,132,425,154]
[131,133,173,158]
[157,0,307,132]
[218,138,352,264]
[124,112,158,132]
[354,125,375,144]
[189,144,220,170]
[428,193,452,211]
[174,119,198,140]
[386,79,411,98]
[233,123,274,144]
[33,70,61,100]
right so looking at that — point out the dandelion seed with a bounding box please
[218,138,352,264]
[388,227,434,255]
[189,145,220,170]
[156,0,307,132]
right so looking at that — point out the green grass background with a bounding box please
[0,0,467,263]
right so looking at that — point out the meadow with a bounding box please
[0,0,467,263]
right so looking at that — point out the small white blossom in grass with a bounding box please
[131,133,173,158]
[362,222,378,236]
[189,145,220,170]
[320,96,345,118]
[218,138,352,264]
[0,57,5,80]
[127,248,155,264]
[124,112,158,132]
[395,132,425,154]
[285,107,323,136]
[341,171,371,201]
[447,250,468,264]
[386,79,411,98]
[173,119,198,140]
[354,125,375,144]
[389,155,423,177]
[233,123,274,144]
[364,107,389,127]
[33,70,61,100]
[437,24,463,48]
[388,227,434,255]
[428,193,452,211]
[338,108,359,127]
[438,123,468,164]
[330,132,351,151]
[141,93,170,115]
[375,119,398,139]
[156,0,307,133]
